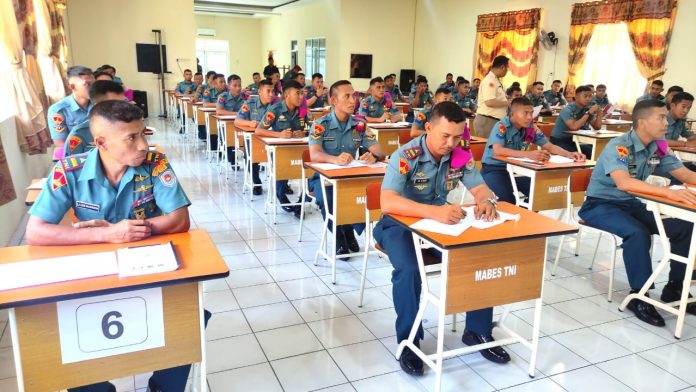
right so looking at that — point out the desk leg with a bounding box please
[433,249,449,392]
[8,308,25,392]
[313,177,338,284]
[195,282,207,392]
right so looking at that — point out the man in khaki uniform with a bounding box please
[474,56,510,138]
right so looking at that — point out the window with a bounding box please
[582,23,646,109]
[305,38,326,78]
[196,39,229,76]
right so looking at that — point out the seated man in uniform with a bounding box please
[304,73,329,109]
[409,76,433,114]
[591,84,611,110]
[358,76,402,123]
[636,80,665,102]
[549,85,601,157]
[174,69,196,97]
[48,66,94,158]
[216,74,247,166]
[481,97,585,204]
[309,80,386,258]
[64,80,125,157]
[665,85,684,106]
[543,80,567,107]
[438,73,455,93]
[525,81,552,116]
[665,92,695,148]
[468,77,481,101]
[579,99,696,326]
[453,78,477,116]
[202,73,226,108]
[26,101,209,392]
[256,80,309,215]
[385,73,404,103]
[193,71,203,90]
[235,79,276,196]
[193,70,217,139]
[410,87,452,138]
[246,72,262,94]
[376,101,509,376]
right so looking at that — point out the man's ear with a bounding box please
[94,136,107,150]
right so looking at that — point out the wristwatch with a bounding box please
[485,192,499,207]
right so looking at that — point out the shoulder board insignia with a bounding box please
[68,135,82,152]
[51,164,67,191]
[399,157,410,175]
[61,155,88,172]
[144,151,164,164]
[403,146,423,160]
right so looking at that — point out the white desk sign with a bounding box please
[56,287,165,364]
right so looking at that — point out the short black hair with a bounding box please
[511,81,520,88]
[98,64,116,73]
[252,72,260,77]
[430,101,465,124]
[283,80,303,93]
[227,74,241,83]
[384,74,395,81]
[93,71,113,80]
[416,75,428,85]
[632,99,666,129]
[67,66,93,79]
[473,78,480,82]
[532,81,544,87]
[434,87,451,96]
[597,84,607,90]
[458,78,470,86]
[312,73,323,80]
[506,85,522,95]
[215,74,225,81]
[90,100,143,124]
[369,77,384,86]
[511,97,533,109]
[667,85,684,95]
[552,80,562,84]
[258,80,273,88]
[184,69,192,74]
[671,92,694,106]
[492,56,509,68]
[205,71,217,80]
[330,80,352,97]
[89,80,124,101]
[651,80,664,87]
[194,72,202,77]
[586,84,595,88]
[575,85,592,95]
[446,73,453,77]
[295,72,305,78]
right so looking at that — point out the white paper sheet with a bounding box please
[532,105,543,118]
[603,119,631,125]
[117,242,179,278]
[368,121,411,128]
[548,155,575,164]
[0,251,119,291]
[26,178,47,190]
[215,115,236,120]
[409,206,521,236]
[669,185,696,192]
[508,157,539,163]
[462,206,521,229]
[261,137,309,143]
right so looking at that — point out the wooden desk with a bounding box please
[260,137,308,223]
[389,203,576,391]
[564,130,621,161]
[367,123,411,156]
[394,102,410,114]
[214,115,242,178]
[309,107,331,120]
[470,136,487,145]
[200,108,217,158]
[538,113,559,123]
[0,229,229,392]
[193,102,206,127]
[237,126,268,200]
[495,156,596,211]
[672,146,696,162]
[304,162,386,283]
[624,191,696,339]
[602,119,632,132]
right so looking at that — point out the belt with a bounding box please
[478,114,500,121]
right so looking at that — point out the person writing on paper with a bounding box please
[549,85,602,157]
[358,76,402,123]
[480,97,585,205]
[410,87,452,138]
[256,80,309,215]
[26,100,206,392]
[579,99,696,327]
[375,101,506,376]
[309,80,386,257]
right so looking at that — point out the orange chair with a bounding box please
[298,149,317,241]
[398,129,413,146]
[537,122,554,139]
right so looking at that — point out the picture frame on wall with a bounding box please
[350,54,372,78]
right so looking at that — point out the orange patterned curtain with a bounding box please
[567,0,679,95]
[474,9,540,92]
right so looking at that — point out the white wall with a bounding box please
[0,118,53,246]
[65,0,196,117]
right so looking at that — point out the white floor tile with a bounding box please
[256,248,301,266]
[208,362,282,392]
[416,358,494,392]
[206,310,251,341]
[256,324,324,360]
[336,287,394,314]
[509,336,589,376]
[591,318,671,352]
[232,283,288,308]
[514,305,584,335]
[223,253,263,271]
[203,290,240,313]
[552,328,631,363]
[265,261,316,282]
[292,294,353,322]
[246,237,290,252]
[541,280,581,304]
[314,383,357,392]
[461,349,539,390]
[597,354,689,392]
[271,350,347,392]
[551,298,623,326]
[277,276,334,300]
[0,378,18,392]
[550,365,633,392]
[501,378,565,392]
[357,308,397,339]
[203,278,230,292]
[243,301,304,332]
[319,270,375,293]
[206,334,266,373]
[225,267,275,288]
[639,344,696,384]
[308,315,376,348]
[328,340,401,381]
[351,371,425,392]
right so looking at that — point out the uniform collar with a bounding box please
[280,100,297,116]
[500,115,521,133]
[328,111,355,129]
[418,135,451,165]
[667,114,681,126]
[68,94,90,112]
[628,129,657,155]
[78,148,101,182]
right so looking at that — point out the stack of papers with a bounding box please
[261,137,309,143]
[508,155,575,164]
[117,242,180,278]
[409,206,520,236]
[369,122,411,128]
[311,160,387,171]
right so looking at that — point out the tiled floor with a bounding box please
[1,117,696,391]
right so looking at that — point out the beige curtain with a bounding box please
[35,0,67,104]
[1,0,51,154]
[14,0,48,110]
[0,137,17,207]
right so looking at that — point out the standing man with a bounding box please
[375,101,509,376]
[48,66,94,159]
[549,85,602,156]
[359,77,401,123]
[304,73,329,109]
[543,80,567,107]
[26,101,210,392]
[474,56,510,139]
[235,80,276,196]
[579,99,696,327]
[309,80,386,257]
[263,56,279,79]
[246,72,262,94]
[438,73,455,93]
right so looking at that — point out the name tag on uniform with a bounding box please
[446,172,463,180]
[649,157,660,165]
[352,138,361,142]
[414,178,429,184]
[324,137,336,141]
[76,201,100,212]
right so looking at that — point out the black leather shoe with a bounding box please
[626,291,665,327]
[335,227,350,261]
[278,195,294,212]
[343,226,360,252]
[285,184,294,195]
[399,345,424,376]
[462,330,511,364]
[293,205,303,219]
[147,379,163,392]
[661,281,696,316]
[253,187,263,196]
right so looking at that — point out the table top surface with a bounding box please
[564,130,622,139]
[629,189,696,212]
[212,114,236,119]
[672,146,696,153]
[303,161,387,179]
[0,229,229,309]
[388,202,577,249]
[259,137,309,146]
[495,155,597,171]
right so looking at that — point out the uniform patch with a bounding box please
[68,135,81,152]
[262,111,276,128]
[466,159,475,170]
[241,104,249,113]
[403,146,423,160]
[616,145,628,159]
[362,101,368,109]
[217,96,225,103]
[489,82,495,88]
[416,112,426,122]
[152,158,169,177]
[355,121,366,132]
[54,124,65,133]
[52,114,64,125]
[312,123,326,136]
[134,207,145,219]
[160,170,177,187]
[497,123,506,138]
[62,155,88,171]
[76,200,100,212]
[144,151,164,164]
[203,89,210,96]
[399,158,409,175]
[52,164,67,191]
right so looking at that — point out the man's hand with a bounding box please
[73,219,110,229]
[473,201,498,222]
[248,120,258,128]
[434,204,466,224]
[100,219,152,243]
[588,104,600,115]
[380,113,390,123]
[567,151,586,161]
[359,151,376,164]
[292,130,305,138]
[279,129,293,138]
[527,149,550,162]
[666,188,696,205]
[686,139,696,148]
[335,152,353,166]
[317,87,326,97]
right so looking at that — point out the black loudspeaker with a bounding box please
[133,90,148,118]
[399,69,416,94]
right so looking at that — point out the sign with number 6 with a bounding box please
[56,287,165,364]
